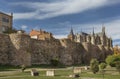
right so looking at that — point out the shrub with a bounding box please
[90,58,99,74]
[99,63,107,70]
[115,61,120,74]
[106,55,120,67]
[50,58,59,67]
[99,63,106,79]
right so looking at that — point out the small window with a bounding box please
[2,17,9,23]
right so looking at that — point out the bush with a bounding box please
[90,58,99,74]
[50,58,59,67]
[106,55,120,67]
[99,63,106,79]
[115,61,120,74]
[99,63,107,70]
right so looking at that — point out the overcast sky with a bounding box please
[0,0,120,46]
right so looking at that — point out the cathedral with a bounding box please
[68,26,113,47]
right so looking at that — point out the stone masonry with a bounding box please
[0,33,113,66]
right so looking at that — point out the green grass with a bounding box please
[0,70,74,79]
[0,65,20,71]
[81,71,120,79]
[0,76,74,79]
[0,66,120,79]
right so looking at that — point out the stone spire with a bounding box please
[68,27,74,41]
[110,37,113,47]
[91,27,95,45]
[102,25,106,36]
[92,27,95,36]
[101,25,107,46]
[70,27,74,35]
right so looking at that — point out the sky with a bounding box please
[0,0,120,46]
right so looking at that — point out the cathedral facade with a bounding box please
[68,27,113,47]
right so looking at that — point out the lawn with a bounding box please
[0,66,120,79]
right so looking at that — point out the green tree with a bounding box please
[99,63,107,70]
[115,61,120,74]
[106,55,120,67]
[99,63,107,79]
[90,58,99,74]
[106,55,115,67]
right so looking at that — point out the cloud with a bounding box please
[113,40,120,46]
[9,0,120,46]
[54,17,120,46]
[54,35,67,39]
[12,0,120,20]
[21,25,28,30]
[13,12,37,20]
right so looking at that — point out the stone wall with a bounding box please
[9,33,31,66]
[0,34,19,65]
[0,34,10,64]
[0,33,113,66]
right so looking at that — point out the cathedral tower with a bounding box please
[102,26,106,36]
[68,27,75,41]
[91,27,95,45]
[101,26,107,46]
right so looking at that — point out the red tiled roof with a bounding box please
[29,30,40,36]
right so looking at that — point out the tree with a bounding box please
[99,63,107,70]
[106,55,120,67]
[99,63,107,79]
[114,45,120,55]
[106,55,115,67]
[90,58,99,74]
[115,61,120,74]
[106,55,120,73]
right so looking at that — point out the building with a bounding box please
[29,29,54,40]
[0,12,13,33]
[67,27,75,41]
[68,27,113,47]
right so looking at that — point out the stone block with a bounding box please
[31,69,39,76]
[73,67,82,74]
[84,66,89,70]
[46,70,55,76]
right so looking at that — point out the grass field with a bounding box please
[0,65,120,79]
